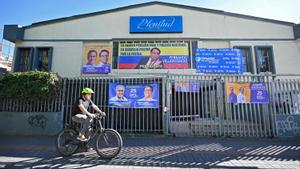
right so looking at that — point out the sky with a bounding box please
[1,0,300,28]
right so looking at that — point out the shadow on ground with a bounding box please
[1,136,299,169]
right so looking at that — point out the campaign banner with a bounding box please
[130,16,183,33]
[249,83,269,104]
[195,48,243,74]
[175,80,201,92]
[118,42,190,69]
[226,82,269,104]
[109,83,159,108]
[82,42,112,74]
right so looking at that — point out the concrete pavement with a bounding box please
[0,135,299,169]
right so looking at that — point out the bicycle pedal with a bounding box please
[77,137,88,142]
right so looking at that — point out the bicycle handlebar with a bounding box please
[94,112,106,119]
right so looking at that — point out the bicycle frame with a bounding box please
[86,115,105,142]
[71,114,105,145]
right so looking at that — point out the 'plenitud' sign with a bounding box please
[130,16,183,33]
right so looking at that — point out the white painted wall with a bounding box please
[230,41,300,74]
[199,41,230,48]
[24,4,294,40]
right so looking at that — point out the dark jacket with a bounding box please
[136,57,164,69]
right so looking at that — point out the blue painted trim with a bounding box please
[14,48,21,72]
[14,47,34,72]
[48,47,53,71]
[32,47,53,71]
[32,48,39,70]
[3,25,24,42]
[294,24,300,39]
[254,46,276,74]
[233,46,254,74]
[29,48,35,71]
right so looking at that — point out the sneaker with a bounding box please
[84,146,94,152]
[77,134,88,142]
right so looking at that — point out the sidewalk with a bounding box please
[0,135,299,169]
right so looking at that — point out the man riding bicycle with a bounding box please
[72,87,105,144]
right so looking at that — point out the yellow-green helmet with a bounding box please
[82,87,94,94]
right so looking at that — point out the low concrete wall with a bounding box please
[0,112,62,136]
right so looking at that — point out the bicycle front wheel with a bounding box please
[95,129,123,159]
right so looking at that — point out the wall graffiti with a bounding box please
[276,115,300,136]
[28,115,48,129]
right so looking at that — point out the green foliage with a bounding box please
[0,71,62,100]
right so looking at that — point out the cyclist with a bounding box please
[72,87,105,144]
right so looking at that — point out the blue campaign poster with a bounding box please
[82,64,111,74]
[175,80,201,93]
[108,83,159,108]
[195,48,243,74]
[250,82,269,104]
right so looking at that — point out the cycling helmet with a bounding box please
[82,87,94,94]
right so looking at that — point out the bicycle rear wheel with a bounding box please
[56,129,79,156]
[95,129,123,159]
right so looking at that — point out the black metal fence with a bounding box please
[1,73,300,137]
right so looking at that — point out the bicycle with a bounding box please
[56,113,123,159]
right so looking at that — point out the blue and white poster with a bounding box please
[250,82,269,104]
[175,80,201,93]
[195,48,243,74]
[109,83,159,108]
[130,16,183,33]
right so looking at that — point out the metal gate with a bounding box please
[166,74,300,137]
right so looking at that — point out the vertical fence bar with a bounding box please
[61,79,67,127]
[262,75,268,137]
[167,75,171,134]
[143,76,146,132]
[223,76,228,137]
[177,76,181,134]
[172,76,176,135]
[296,79,300,114]
[131,77,135,132]
[193,76,197,136]
[162,75,166,134]
[205,75,209,136]
[202,76,206,136]
[247,75,252,137]
[287,79,293,115]
[65,78,71,126]
[108,76,114,129]
[265,75,272,137]
[158,77,162,133]
[270,75,277,137]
